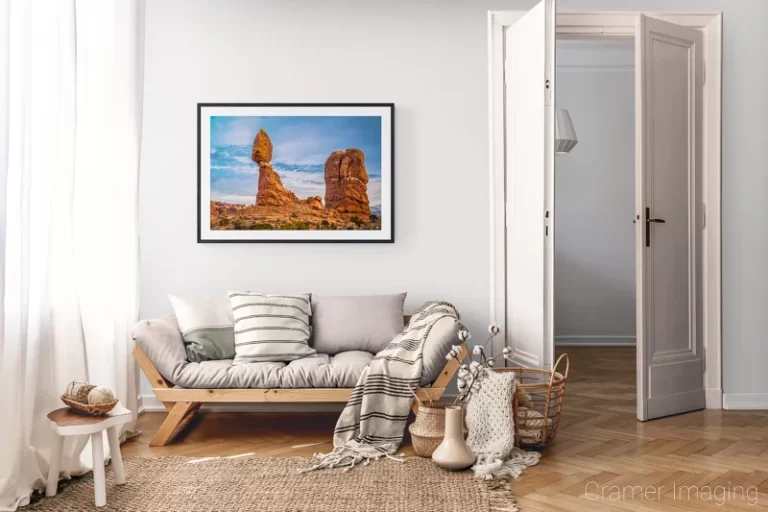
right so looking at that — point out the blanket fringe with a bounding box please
[472,448,541,481]
[302,443,404,473]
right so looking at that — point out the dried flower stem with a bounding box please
[453,362,485,406]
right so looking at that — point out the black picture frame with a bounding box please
[197,103,395,243]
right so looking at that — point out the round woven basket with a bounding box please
[61,394,118,416]
[409,404,469,457]
[409,404,446,457]
[494,353,570,449]
[61,381,118,416]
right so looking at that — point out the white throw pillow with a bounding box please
[169,295,235,362]
[228,291,316,365]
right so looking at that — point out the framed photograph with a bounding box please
[198,103,394,242]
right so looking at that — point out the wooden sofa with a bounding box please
[133,315,467,447]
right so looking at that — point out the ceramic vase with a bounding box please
[431,405,476,470]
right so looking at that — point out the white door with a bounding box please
[504,0,555,370]
[636,15,705,421]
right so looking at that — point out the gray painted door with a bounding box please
[635,15,705,421]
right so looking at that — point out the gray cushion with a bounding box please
[132,316,188,386]
[169,295,235,362]
[132,316,370,388]
[131,312,457,389]
[417,315,463,386]
[311,293,406,355]
[168,351,372,389]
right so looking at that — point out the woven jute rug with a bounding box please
[28,456,518,512]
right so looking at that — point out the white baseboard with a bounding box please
[555,335,636,347]
[723,393,768,410]
[138,393,460,414]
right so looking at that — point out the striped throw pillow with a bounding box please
[228,291,316,365]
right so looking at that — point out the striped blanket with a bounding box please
[305,301,461,471]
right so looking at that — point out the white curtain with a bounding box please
[0,1,143,510]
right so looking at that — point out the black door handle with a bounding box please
[645,207,665,247]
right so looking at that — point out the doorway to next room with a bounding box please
[554,38,636,407]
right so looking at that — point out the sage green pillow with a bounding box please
[168,295,235,362]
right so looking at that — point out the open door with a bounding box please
[504,0,555,370]
[636,15,705,421]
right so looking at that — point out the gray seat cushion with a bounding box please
[132,314,460,389]
[170,351,372,389]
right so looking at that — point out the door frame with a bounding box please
[487,10,723,409]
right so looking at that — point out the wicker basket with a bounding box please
[408,404,468,457]
[408,404,446,457]
[61,394,118,416]
[495,353,569,449]
[61,380,118,416]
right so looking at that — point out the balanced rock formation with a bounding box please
[252,129,298,207]
[324,149,370,216]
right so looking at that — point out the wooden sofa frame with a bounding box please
[134,325,467,446]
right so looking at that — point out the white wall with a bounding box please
[138,0,511,400]
[141,0,768,406]
[554,40,636,346]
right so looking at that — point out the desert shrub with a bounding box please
[218,217,230,226]
[252,223,273,230]
[232,220,244,230]
[369,214,379,222]
[321,220,330,227]
[279,221,312,231]
[351,216,364,227]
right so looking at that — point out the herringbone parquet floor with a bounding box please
[124,347,768,511]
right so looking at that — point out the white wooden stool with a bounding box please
[46,404,132,507]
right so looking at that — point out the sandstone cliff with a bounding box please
[252,129,299,207]
[324,149,371,216]
[210,130,380,232]
[303,196,324,211]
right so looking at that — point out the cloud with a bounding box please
[213,117,261,146]
[271,127,343,165]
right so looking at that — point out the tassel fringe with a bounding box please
[472,448,541,481]
[302,442,405,473]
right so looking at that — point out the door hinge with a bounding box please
[545,79,552,105]
[545,210,550,236]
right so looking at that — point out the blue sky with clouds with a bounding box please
[208,115,383,207]
[210,115,382,175]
